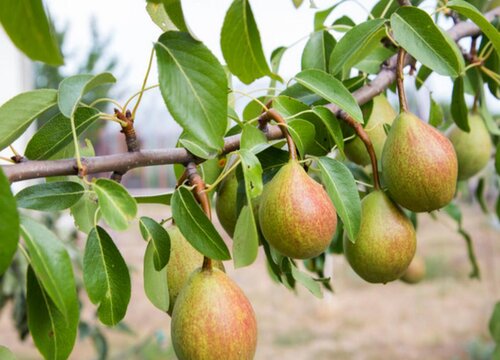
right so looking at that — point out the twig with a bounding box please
[258,108,297,160]
[396,48,409,113]
[185,162,212,271]
[339,114,381,190]
[110,109,140,182]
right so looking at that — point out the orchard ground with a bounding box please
[1,200,499,360]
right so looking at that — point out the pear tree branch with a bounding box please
[185,162,213,270]
[3,7,499,183]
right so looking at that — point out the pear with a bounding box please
[447,114,492,181]
[343,191,416,284]
[215,170,261,237]
[345,95,396,166]
[171,268,257,360]
[400,255,426,284]
[258,160,337,259]
[381,112,458,212]
[215,171,238,237]
[166,225,224,315]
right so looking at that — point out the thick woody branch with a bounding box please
[3,7,499,183]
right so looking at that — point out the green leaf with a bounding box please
[302,31,336,73]
[269,46,287,95]
[447,0,500,56]
[475,178,488,214]
[391,6,463,77]
[221,0,272,84]
[0,89,57,151]
[480,98,500,136]
[317,157,361,242]
[27,267,78,360]
[428,94,443,127]
[16,181,85,211]
[0,346,16,360]
[93,178,137,231]
[135,191,173,205]
[314,2,345,31]
[312,106,345,155]
[25,107,100,160]
[146,2,176,32]
[451,76,469,131]
[232,205,259,268]
[272,95,333,156]
[0,0,63,65]
[294,69,364,123]
[83,226,131,326]
[163,0,189,31]
[239,149,263,200]
[290,263,323,298]
[416,65,432,89]
[288,119,316,158]
[240,124,268,154]
[355,46,395,74]
[329,19,386,76]
[58,73,116,118]
[139,217,171,271]
[20,217,79,320]
[0,168,19,275]
[156,31,227,152]
[489,301,500,344]
[171,186,231,260]
[70,187,99,234]
[179,131,219,159]
[143,241,169,312]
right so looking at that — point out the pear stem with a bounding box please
[396,48,409,113]
[258,109,298,161]
[185,162,213,271]
[340,113,381,190]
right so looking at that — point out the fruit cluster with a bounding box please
[168,90,493,359]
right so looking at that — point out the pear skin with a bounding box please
[171,268,257,360]
[447,114,492,180]
[258,160,337,259]
[166,225,224,315]
[382,112,458,212]
[215,171,238,237]
[345,95,396,166]
[344,191,416,284]
[215,170,261,238]
[400,254,426,284]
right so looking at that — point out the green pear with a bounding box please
[215,170,238,237]
[166,225,224,315]
[447,114,492,181]
[487,0,500,10]
[215,170,261,237]
[400,254,426,284]
[344,191,416,284]
[171,268,257,360]
[345,95,396,166]
[382,112,458,212]
[258,160,337,259]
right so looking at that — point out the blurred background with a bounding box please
[0,0,499,359]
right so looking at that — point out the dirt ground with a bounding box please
[1,202,499,360]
